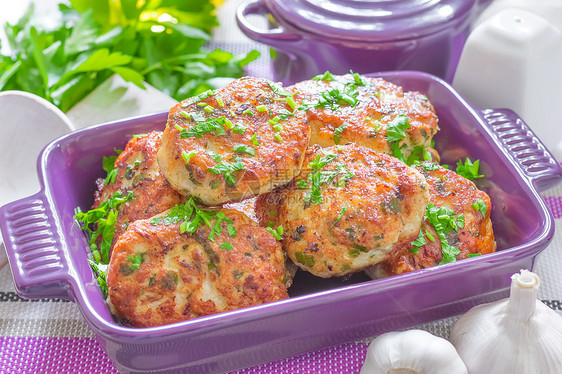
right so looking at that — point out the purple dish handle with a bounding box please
[236,0,302,48]
[479,108,562,192]
[0,191,74,301]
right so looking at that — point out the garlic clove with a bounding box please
[450,269,562,374]
[361,329,468,374]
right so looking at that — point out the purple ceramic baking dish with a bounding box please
[237,0,493,85]
[1,71,561,374]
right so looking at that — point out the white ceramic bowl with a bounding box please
[0,91,74,267]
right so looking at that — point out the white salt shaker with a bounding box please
[453,8,562,160]
[474,0,562,33]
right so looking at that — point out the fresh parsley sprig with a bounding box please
[207,156,245,185]
[0,1,259,111]
[456,158,484,180]
[74,190,136,264]
[420,203,465,264]
[386,115,411,162]
[297,153,355,205]
[151,198,237,245]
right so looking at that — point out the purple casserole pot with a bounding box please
[237,0,492,85]
[1,71,561,374]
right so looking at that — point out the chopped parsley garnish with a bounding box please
[316,85,359,111]
[181,89,216,107]
[472,198,487,216]
[126,252,144,270]
[467,253,482,258]
[179,116,226,138]
[250,133,260,146]
[312,71,336,81]
[219,242,234,251]
[152,198,237,243]
[297,153,355,205]
[275,108,295,121]
[386,115,410,142]
[207,156,245,184]
[233,145,256,156]
[423,203,465,264]
[285,95,297,110]
[256,105,267,112]
[405,145,433,166]
[88,260,109,297]
[309,153,337,170]
[456,158,484,180]
[350,71,365,86]
[102,149,121,184]
[333,123,347,144]
[267,80,292,97]
[274,133,283,143]
[232,121,247,134]
[410,230,427,254]
[267,224,284,240]
[413,161,441,172]
[332,206,348,226]
[74,190,136,264]
[299,76,361,112]
[207,150,222,163]
[386,115,411,162]
[181,150,197,163]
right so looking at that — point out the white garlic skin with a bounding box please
[361,329,468,374]
[450,270,562,374]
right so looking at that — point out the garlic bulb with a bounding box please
[450,269,562,374]
[361,329,468,374]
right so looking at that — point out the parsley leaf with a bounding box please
[386,115,411,143]
[333,123,347,144]
[74,190,136,264]
[180,116,226,138]
[233,145,256,156]
[152,198,237,243]
[410,230,427,254]
[267,224,284,240]
[0,1,260,111]
[220,242,234,251]
[312,71,336,82]
[472,198,487,216]
[207,157,245,185]
[423,204,464,264]
[126,252,144,270]
[298,153,355,205]
[456,158,484,180]
[332,206,348,227]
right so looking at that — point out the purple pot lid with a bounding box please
[266,0,477,42]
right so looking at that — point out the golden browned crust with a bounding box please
[92,131,184,259]
[106,207,291,327]
[260,144,430,278]
[157,77,310,205]
[369,163,496,278]
[288,74,439,159]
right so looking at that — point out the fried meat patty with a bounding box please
[288,73,439,160]
[92,131,184,260]
[366,163,496,278]
[158,77,310,205]
[107,205,291,327]
[256,144,430,278]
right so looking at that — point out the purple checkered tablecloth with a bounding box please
[1,186,562,373]
[2,1,562,373]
